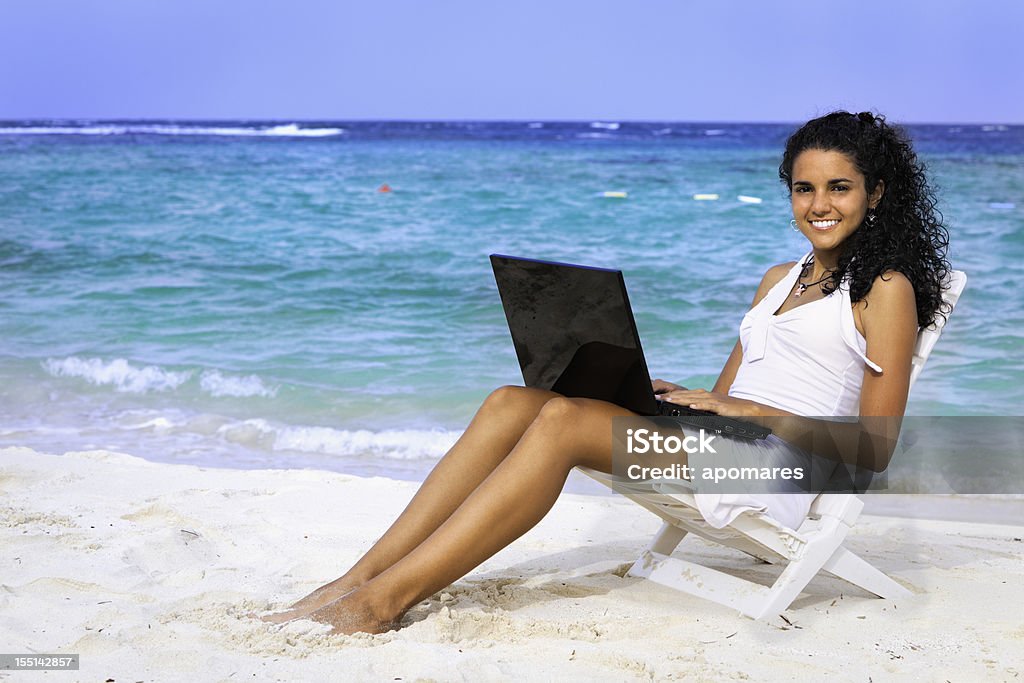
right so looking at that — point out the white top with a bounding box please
[729,253,882,416]
[694,253,883,531]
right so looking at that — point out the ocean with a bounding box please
[0,120,1020,483]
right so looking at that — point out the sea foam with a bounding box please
[43,357,278,398]
[217,419,460,459]
[199,370,278,398]
[43,357,191,393]
[0,123,345,137]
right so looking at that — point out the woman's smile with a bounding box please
[810,219,840,230]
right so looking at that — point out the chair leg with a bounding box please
[746,550,830,619]
[648,522,687,555]
[821,546,912,600]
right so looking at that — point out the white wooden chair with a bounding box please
[579,271,968,619]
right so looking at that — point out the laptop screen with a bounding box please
[490,254,658,414]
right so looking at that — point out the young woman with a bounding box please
[261,111,950,634]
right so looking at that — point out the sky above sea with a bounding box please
[1,1,1021,123]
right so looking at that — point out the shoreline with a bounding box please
[2,446,1022,681]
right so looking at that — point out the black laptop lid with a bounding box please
[490,254,659,415]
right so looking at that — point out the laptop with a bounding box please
[490,254,770,440]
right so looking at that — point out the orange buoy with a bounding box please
[378,183,392,193]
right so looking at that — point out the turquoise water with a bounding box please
[0,121,1020,479]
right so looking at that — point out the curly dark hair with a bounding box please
[778,111,951,328]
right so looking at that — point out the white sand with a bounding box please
[1,446,1022,682]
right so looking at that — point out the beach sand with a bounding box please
[1,446,1022,682]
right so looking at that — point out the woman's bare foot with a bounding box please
[258,603,335,625]
[308,588,398,635]
[258,575,366,624]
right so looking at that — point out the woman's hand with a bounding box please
[658,388,767,418]
[652,378,686,395]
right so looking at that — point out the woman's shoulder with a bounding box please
[860,270,916,308]
[855,270,917,334]
[763,261,798,286]
[750,261,798,306]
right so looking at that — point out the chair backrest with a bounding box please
[909,270,968,391]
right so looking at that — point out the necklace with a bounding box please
[793,258,833,298]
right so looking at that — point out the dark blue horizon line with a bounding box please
[0,117,1019,128]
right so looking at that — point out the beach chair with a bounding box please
[578,271,968,620]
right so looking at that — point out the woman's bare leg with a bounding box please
[306,396,641,634]
[261,385,561,622]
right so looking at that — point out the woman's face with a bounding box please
[790,148,883,253]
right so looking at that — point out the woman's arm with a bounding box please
[856,271,918,418]
[844,270,919,468]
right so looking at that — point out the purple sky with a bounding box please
[2,0,1021,123]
